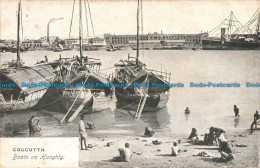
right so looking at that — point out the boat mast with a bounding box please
[136,0,140,67]
[79,0,83,66]
[227,11,233,41]
[256,12,260,41]
[17,0,21,69]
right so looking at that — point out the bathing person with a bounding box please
[234,105,239,117]
[185,107,190,114]
[79,115,88,150]
[250,110,260,133]
[118,143,131,162]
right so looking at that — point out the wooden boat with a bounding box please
[114,0,171,116]
[114,57,171,113]
[153,46,183,50]
[0,0,56,113]
[53,48,63,52]
[0,65,56,113]
[36,0,112,121]
[106,44,117,52]
[10,47,28,53]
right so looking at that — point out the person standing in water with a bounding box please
[185,107,190,114]
[250,110,260,133]
[234,105,239,117]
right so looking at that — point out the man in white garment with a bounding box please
[79,115,87,150]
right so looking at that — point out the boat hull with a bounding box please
[0,99,39,113]
[202,39,260,50]
[115,88,169,112]
[0,65,56,113]
[35,87,94,114]
[93,94,113,112]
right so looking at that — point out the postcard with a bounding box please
[0,0,260,167]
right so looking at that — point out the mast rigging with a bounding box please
[17,0,21,69]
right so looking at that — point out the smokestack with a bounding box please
[221,28,226,43]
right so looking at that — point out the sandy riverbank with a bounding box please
[79,128,259,168]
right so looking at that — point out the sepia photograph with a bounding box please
[0,0,260,167]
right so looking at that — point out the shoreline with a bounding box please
[79,128,259,168]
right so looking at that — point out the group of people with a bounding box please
[233,105,260,133]
[79,114,132,161]
[25,104,260,163]
[187,127,234,161]
[76,105,259,162]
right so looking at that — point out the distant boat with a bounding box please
[132,47,151,50]
[106,44,117,52]
[0,0,56,113]
[106,48,116,52]
[10,47,28,53]
[153,46,183,50]
[84,45,99,51]
[53,48,63,52]
[53,44,64,52]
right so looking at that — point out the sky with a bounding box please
[0,0,259,40]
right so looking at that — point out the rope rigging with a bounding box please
[207,9,260,41]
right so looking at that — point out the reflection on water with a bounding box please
[185,114,190,121]
[0,50,260,137]
[234,117,240,128]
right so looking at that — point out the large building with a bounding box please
[104,32,209,47]
[64,37,106,49]
[22,40,42,49]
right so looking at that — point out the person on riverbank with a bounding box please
[188,128,199,141]
[79,115,88,150]
[219,140,234,161]
[28,116,40,135]
[44,55,48,63]
[171,141,181,156]
[118,143,131,162]
[212,127,226,145]
[250,110,260,133]
[144,127,155,137]
[234,105,239,117]
[204,127,216,145]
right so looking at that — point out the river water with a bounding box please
[0,49,260,138]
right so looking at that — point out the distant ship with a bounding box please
[202,9,260,50]
[202,35,260,50]
[153,46,183,50]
